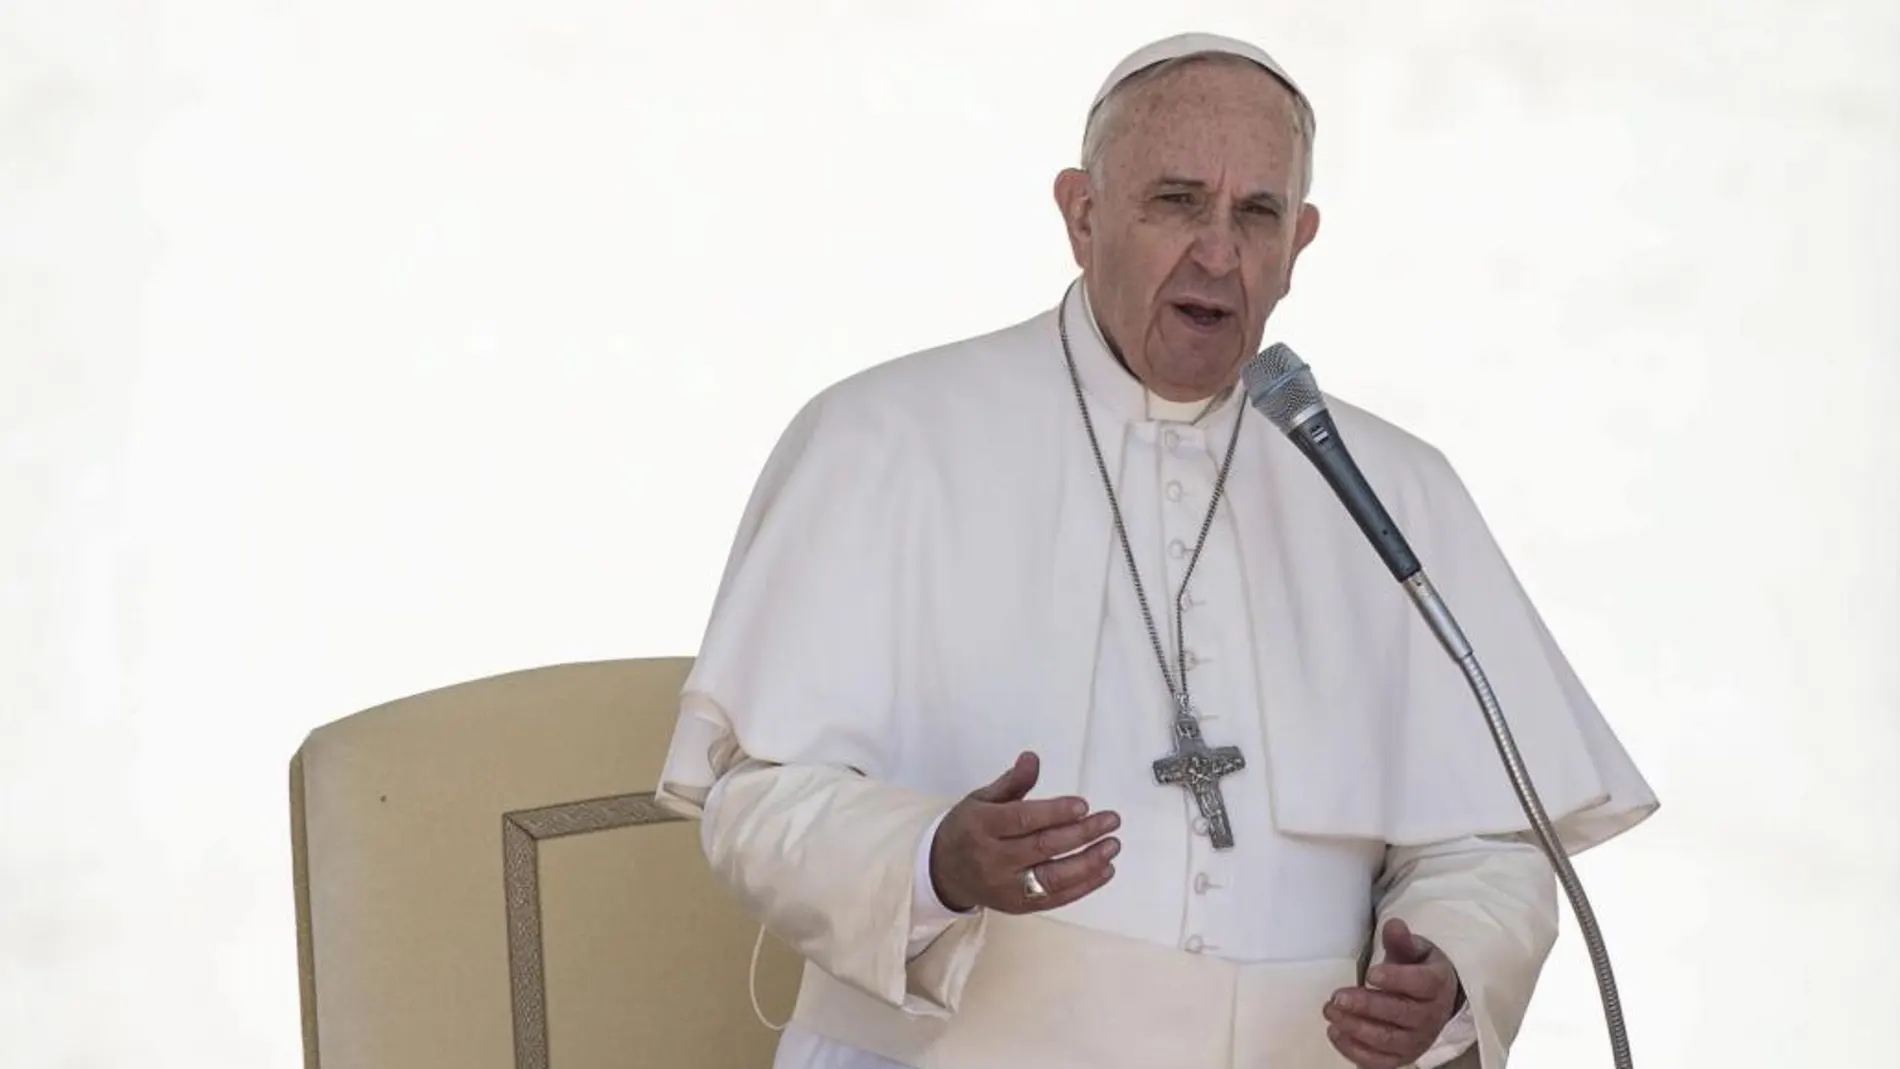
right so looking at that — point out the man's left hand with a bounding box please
[1323,918,1462,1069]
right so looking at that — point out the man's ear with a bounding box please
[1053,168,1094,268]
[1294,201,1321,253]
[1285,201,1322,288]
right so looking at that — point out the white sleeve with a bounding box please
[699,759,990,1018]
[907,808,975,958]
[1374,834,1559,1069]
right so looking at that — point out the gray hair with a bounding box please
[1079,53,1317,199]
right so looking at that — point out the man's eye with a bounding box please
[1158,193,1194,205]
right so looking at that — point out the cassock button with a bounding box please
[1165,481,1184,502]
[1183,649,1199,670]
[1192,816,1210,836]
[1168,540,1187,560]
[1163,429,1181,449]
[1193,872,1213,894]
[1184,935,1205,954]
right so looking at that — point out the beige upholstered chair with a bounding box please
[289,657,802,1068]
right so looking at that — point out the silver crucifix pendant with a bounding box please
[1151,713,1247,849]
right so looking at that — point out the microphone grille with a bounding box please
[1241,342,1325,431]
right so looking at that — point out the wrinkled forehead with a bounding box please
[1117,58,1304,130]
[1085,34,1315,140]
[1098,61,1309,193]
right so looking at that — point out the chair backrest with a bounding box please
[289,657,802,1068]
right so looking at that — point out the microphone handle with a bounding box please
[1401,574,1634,1069]
[1286,411,1422,582]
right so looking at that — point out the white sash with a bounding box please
[791,913,1365,1069]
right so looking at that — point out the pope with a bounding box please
[657,30,1657,1069]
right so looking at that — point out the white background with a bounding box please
[3,1,1895,1065]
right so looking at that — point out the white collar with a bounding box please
[1062,278,1242,426]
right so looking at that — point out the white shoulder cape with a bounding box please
[659,289,1657,853]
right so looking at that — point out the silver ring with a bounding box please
[1021,867,1049,900]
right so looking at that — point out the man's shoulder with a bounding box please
[750,303,1060,489]
[806,304,1060,424]
[1321,393,1461,488]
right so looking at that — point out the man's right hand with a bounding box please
[928,751,1121,914]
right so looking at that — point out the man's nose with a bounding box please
[1188,211,1243,275]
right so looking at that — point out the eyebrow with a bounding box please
[1149,175,1288,214]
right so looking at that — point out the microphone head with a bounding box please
[1241,342,1327,432]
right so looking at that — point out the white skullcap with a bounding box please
[1086,31,1312,129]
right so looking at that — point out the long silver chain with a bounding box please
[1057,293,1246,719]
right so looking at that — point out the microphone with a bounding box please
[1240,343,1635,1069]
[1240,344,1463,661]
[1240,344,1420,584]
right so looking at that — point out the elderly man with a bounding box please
[656,31,1656,1069]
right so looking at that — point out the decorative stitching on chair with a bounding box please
[502,793,685,1069]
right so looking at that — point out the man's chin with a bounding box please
[1152,337,1252,386]
[1145,363,1245,403]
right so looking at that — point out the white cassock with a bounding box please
[656,279,1658,1069]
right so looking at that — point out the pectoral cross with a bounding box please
[1151,713,1247,850]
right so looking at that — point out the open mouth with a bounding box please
[1171,299,1232,329]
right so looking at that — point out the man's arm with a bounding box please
[698,758,989,1018]
[1372,834,1560,1069]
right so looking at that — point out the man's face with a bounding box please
[1056,59,1321,402]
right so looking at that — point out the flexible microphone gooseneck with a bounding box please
[1241,344,1632,1069]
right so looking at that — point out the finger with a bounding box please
[1001,809,1121,863]
[967,752,1036,804]
[1322,1001,1417,1060]
[1327,986,1433,1033]
[1006,859,1116,914]
[1326,1023,1410,1069]
[968,751,1040,803]
[1380,917,1432,965]
[1020,835,1121,906]
[1366,959,1448,1002]
[977,795,1093,839]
